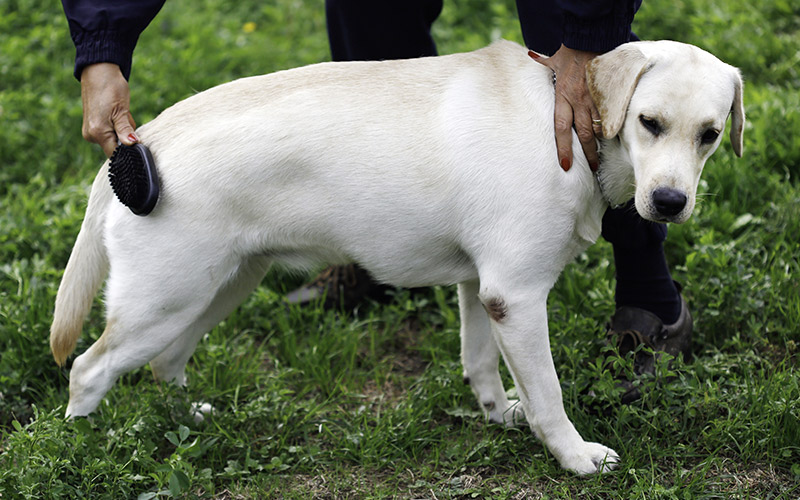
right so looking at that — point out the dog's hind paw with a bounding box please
[190,401,215,423]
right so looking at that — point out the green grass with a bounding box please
[1,0,799,497]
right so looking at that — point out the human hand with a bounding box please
[79,63,138,157]
[532,45,602,172]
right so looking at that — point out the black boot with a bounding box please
[285,264,392,311]
[606,286,693,404]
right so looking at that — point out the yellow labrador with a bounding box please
[52,40,743,474]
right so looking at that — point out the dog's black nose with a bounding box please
[652,188,687,216]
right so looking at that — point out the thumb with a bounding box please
[115,112,139,147]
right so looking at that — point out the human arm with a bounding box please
[61,0,166,155]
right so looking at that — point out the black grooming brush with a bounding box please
[108,142,160,216]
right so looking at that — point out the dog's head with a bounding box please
[587,41,744,223]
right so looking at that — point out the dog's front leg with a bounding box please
[458,280,524,426]
[483,288,618,474]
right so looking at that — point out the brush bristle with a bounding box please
[109,147,145,205]
[108,143,159,215]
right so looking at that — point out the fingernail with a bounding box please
[528,50,540,60]
[590,161,599,172]
[127,133,139,143]
[560,158,571,171]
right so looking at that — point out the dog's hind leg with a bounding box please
[458,280,525,426]
[64,251,265,418]
[148,255,271,385]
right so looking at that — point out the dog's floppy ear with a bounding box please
[729,69,745,157]
[586,45,651,139]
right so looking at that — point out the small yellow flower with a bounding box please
[242,22,257,33]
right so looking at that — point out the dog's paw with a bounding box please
[190,401,215,423]
[559,442,619,475]
[487,399,526,428]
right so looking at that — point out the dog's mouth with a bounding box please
[636,199,693,224]
[651,215,677,223]
[635,207,688,224]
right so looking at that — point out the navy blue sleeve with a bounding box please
[560,0,641,52]
[61,0,166,81]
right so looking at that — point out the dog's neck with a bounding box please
[596,136,636,208]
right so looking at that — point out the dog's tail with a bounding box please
[51,163,112,366]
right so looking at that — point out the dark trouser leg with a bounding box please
[516,0,563,56]
[601,203,681,323]
[289,1,444,310]
[516,2,679,324]
[326,0,443,61]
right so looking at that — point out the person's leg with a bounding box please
[601,204,681,323]
[287,0,445,310]
[516,0,683,322]
[326,0,443,61]
[516,0,563,56]
[515,1,691,402]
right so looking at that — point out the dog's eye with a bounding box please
[639,115,661,136]
[700,129,720,145]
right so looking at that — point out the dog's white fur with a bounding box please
[51,40,743,474]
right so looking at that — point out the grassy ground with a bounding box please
[1,0,799,497]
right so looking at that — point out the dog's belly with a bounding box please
[357,241,477,287]
[261,234,478,288]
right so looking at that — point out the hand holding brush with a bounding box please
[79,64,161,215]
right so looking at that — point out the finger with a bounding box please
[99,134,118,158]
[574,107,600,171]
[82,117,116,157]
[529,52,571,170]
[529,50,552,68]
[591,110,604,138]
[553,94,574,172]
[114,112,138,147]
[578,132,599,172]
[528,51,572,170]
[90,112,136,157]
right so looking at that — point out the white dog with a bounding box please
[51,39,743,474]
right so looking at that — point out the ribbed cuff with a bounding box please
[72,30,135,81]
